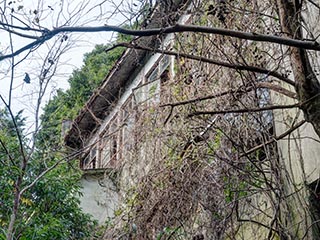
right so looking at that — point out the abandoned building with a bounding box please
[65,0,320,239]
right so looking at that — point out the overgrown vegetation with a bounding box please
[0,38,126,238]
[0,109,95,239]
[1,0,320,239]
[100,1,320,239]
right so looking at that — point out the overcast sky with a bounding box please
[0,0,132,133]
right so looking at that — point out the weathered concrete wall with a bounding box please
[270,19,320,235]
[79,171,119,224]
[273,95,320,185]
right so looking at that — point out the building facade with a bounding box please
[65,0,320,239]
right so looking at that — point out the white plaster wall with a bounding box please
[80,173,119,224]
[272,82,320,186]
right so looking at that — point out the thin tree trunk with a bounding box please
[6,180,21,240]
[277,0,320,138]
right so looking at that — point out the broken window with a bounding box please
[134,55,172,105]
[309,180,320,238]
[147,54,171,83]
[100,126,111,168]
[122,96,134,154]
[98,114,120,168]
[82,144,97,170]
[109,115,118,167]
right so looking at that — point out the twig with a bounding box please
[188,103,300,117]
[2,23,320,62]
[114,42,295,86]
[241,120,306,157]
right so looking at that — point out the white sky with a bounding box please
[0,0,135,133]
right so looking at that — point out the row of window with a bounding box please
[81,55,172,170]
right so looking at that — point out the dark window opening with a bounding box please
[81,145,98,170]
[160,69,170,83]
[91,156,96,169]
[309,180,320,238]
[110,134,117,167]
[108,115,118,168]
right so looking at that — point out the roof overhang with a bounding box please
[65,0,189,149]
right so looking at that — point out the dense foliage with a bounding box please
[0,41,124,239]
[0,110,25,230]
[0,109,96,239]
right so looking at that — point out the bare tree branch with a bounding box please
[1,23,320,62]
[110,42,295,86]
[242,120,307,157]
[161,83,296,108]
[188,103,300,117]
